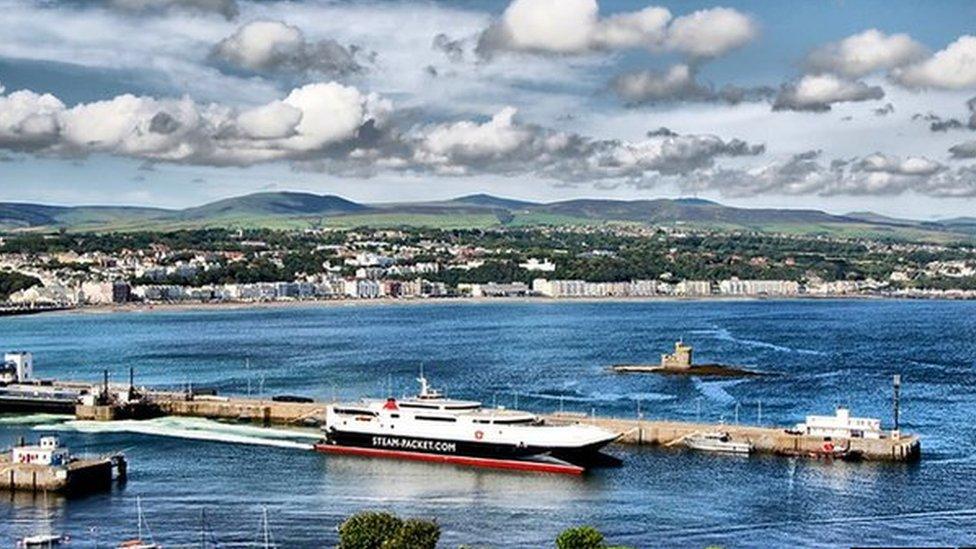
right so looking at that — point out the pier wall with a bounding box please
[154,397,324,425]
[0,458,114,493]
[545,415,921,462]
[80,391,921,463]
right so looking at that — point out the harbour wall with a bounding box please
[136,392,921,462]
[0,457,116,494]
[545,414,921,462]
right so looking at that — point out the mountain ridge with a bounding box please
[0,191,971,242]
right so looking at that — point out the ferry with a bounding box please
[314,375,619,473]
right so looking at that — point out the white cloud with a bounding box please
[0,89,65,150]
[949,140,976,159]
[774,74,884,111]
[612,64,704,103]
[236,100,302,139]
[612,64,774,105]
[0,82,381,165]
[592,6,671,49]
[683,150,970,197]
[893,35,976,90]
[398,106,765,179]
[211,20,368,76]
[477,0,756,59]
[805,29,927,78]
[666,7,757,59]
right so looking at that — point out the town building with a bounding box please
[795,407,884,439]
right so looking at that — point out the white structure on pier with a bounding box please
[795,406,883,439]
[12,436,70,466]
[3,352,33,383]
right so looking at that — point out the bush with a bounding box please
[381,518,441,549]
[338,512,403,549]
[556,526,605,549]
[338,511,440,549]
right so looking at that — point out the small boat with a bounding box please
[18,534,69,547]
[117,497,160,549]
[684,432,753,454]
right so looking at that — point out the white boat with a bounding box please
[318,374,619,467]
[18,534,69,547]
[684,432,753,454]
[117,497,160,549]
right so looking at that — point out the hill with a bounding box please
[0,191,971,242]
[178,192,369,220]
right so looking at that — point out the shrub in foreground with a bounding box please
[338,511,439,549]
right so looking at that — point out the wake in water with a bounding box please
[0,413,74,426]
[522,390,675,404]
[692,377,744,405]
[35,416,318,451]
[691,327,827,356]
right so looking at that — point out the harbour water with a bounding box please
[1,299,975,547]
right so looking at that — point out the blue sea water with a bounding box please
[0,299,974,548]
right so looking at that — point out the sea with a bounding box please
[0,299,974,548]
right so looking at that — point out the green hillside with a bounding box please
[0,191,971,242]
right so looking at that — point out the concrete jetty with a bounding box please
[131,391,920,462]
[152,393,325,426]
[544,414,921,462]
[0,436,126,494]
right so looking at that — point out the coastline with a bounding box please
[45,293,901,316]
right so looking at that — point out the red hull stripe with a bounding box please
[313,443,584,475]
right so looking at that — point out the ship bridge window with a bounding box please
[473,419,492,424]
[443,404,480,410]
[334,408,377,417]
[415,415,457,423]
[492,418,535,425]
[399,403,440,410]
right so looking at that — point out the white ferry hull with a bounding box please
[324,428,616,465]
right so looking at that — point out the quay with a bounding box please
[544,414,921,462]
[138,391,921,462]
[0,436,126,495]
[0,351,921,464]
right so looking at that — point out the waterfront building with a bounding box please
[466,282,530,297]
[80,281,131,304]
[675,280,712,296]
[718,278,800,296]
[795,407,884,439]
[12,436,69,466]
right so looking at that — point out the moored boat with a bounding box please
[684,432,753,454]
[18,534,69,547]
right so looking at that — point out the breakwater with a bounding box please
[102,391,919,462]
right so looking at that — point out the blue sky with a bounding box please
[1,0,975,219]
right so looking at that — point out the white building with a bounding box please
[675,280,712,296]
[795,407,884,439]
[12,436,70,466]
[718,279,800,296]
[519,258,556,272]
[3,352,33,382]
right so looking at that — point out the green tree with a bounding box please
[338,511,403,549]
[380,518,440,549]
[0,272,41,301]
[556,526,605,549]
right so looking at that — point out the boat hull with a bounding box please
[314,443,585,475]
[323,429,615,466]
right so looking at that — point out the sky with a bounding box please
[1,0,975,219]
